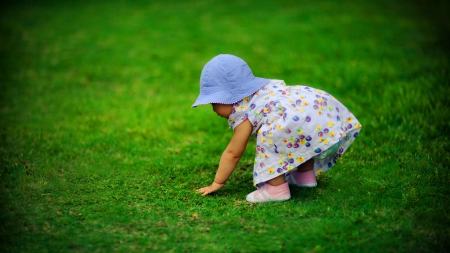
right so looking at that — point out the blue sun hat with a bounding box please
[192,54,270,107]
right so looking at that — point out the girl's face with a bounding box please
[212,103,233,119]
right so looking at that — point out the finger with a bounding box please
[202,187,214,196]
[197,187,210,194]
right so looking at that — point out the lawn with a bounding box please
[1,0,449,252]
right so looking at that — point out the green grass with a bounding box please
[1,0,449,252]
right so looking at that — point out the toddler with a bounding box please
[194,54,361,203]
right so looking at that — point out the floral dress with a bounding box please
[228,80,362,187]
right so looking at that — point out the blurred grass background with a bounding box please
[1,0,449,252]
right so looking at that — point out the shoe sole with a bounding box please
[246,195,291,203]
[292,182,317,188]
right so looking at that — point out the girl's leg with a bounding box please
[297,158,314,172]
[266,174,286,186]
[267,159,314,186]
[287,159,317,188]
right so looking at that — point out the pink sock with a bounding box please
[293,170,316,184]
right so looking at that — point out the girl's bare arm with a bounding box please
[198,119,253,196]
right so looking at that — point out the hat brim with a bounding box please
[192,77,270,108]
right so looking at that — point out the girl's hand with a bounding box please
[197,182,224,196]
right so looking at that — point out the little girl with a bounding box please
[194,54,361,203]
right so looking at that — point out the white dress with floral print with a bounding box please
[228,80,362,187]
